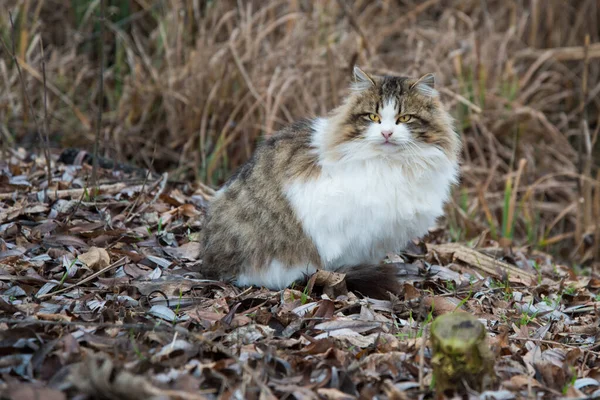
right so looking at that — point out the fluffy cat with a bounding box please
[198,67,461,298]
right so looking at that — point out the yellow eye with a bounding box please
[368,113,380,122]
[397,115,412,123]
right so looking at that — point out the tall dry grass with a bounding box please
[1,0,599,265]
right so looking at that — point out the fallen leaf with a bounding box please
[317,388,356,400]
[313,269,348,297]
[314,319,381,334]
[5,383,66,400]
[78,246,111,270]
[427,243,535,284]
[164,241,203,261]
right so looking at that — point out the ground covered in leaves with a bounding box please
[1,149,600,400]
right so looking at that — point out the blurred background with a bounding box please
[1,0,599,265]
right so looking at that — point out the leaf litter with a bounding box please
[0,151,599,400]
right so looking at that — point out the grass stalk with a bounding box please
[91,0,106,196]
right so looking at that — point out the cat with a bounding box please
[197,66,461,298]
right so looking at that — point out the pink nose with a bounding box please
[381,130,393,140]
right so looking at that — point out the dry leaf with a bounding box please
[313,269,348,297]
[427,243,535,284]
[317,388,356,400]
[78,247,110,270]
[164,241,203,261]
[5,383,66,400]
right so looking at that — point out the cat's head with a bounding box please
[322,66,460,164]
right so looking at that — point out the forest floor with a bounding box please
[1,148,600,400]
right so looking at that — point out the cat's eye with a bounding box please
[397,115,413,123]
[368,113,381,122]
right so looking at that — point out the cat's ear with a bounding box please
[352,66,375,91]
[410,73,438,97]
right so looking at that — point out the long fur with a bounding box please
[335,264,403,299]
[198,67,462,299]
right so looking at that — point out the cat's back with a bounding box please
[217,118,319,194]
[200,118,322,280]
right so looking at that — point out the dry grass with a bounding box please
[1,0,599,264]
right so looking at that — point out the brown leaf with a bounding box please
[178,203,201,217]
[6,383,66,400]
[23,204,49,214]
[150,340,196,365]
[37,313,73,322]
[427,243,535,283]
[422,295,467,315]
[302,338,336,355]
[403,283,420,301]
[360,351,407,373]
[164,241,203,261]
[504,375,542,390]
[44,234,89,249]
[0,297,21,314]
[314,269,348,298]
[317,388,356,400]
[314,319,381,334]
[78,246,110,270]
[314,269,345,286]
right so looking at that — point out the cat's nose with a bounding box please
[381,130,393,140]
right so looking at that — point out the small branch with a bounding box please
[439,87,482,114]
[418,326,427,391]
[426,242,536,283]
[0,181,148,201]
[91,0,107,197]
[40,39,52,193]
[35,257,127,300]
[516,42,600,61]
[228,30,263,104]
[335,0,371,57]
[124,145,158,222]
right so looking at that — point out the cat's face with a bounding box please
[329,67,460,163]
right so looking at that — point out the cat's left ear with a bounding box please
[351,66,375,91]
[410,73,438,97]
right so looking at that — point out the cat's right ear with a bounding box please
[352,66,375,91]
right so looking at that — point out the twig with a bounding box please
[581,35,594,264]
[40,39,52,194]
[418,327,427,391]
[150,172,169,204]
[426,243,536,283]
[0,181,147,201]
[335,0,371,57]
[91,0,106,197]
[124,174,167,223]
[228,30,263,104]
[515,42,600,61]
[439,87,482,114]
[506,158,528,240]
[35,257,127,300]
[124,145,158,222]
[509,336,600,356]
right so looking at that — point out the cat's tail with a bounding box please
[334,263,403,299]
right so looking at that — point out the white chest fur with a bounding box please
[285,120,458,269]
